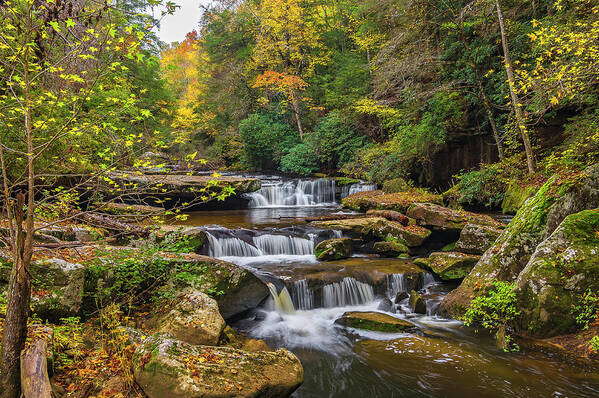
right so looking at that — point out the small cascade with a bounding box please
[423,272,437,287]
[247,179,336,208]
[292,279,314,310]
[254,234,314,255]
[341,183,378,198]
[323,278,375,308]
[386,273,407,299]
[267,283,296,314]
[207,233,261,257]
[332,230,343,239]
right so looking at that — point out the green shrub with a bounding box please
[280,143,320,176]
[571,289,599,330]
[589,336,599,353]
[382,178,411,193]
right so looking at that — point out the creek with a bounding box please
[180,177,599,398]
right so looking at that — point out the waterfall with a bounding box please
[332,230,343,238]
[423,272,437,287]
[292,279,314,310]
[387,273,407,299]
[267,283,296,314]
[341,183,378,198]
[207,233,261,257]
[322,278,375,308]
[254,234,314,255]
[247,179,336,208]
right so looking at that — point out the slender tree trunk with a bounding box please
[1,10,35,395]
[291,90,304,140]
[474,68,505,160]
[496,0,535,174]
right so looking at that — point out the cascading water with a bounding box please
[207,233,261,257]
[322,277,375,308]
[292,279,314,310]
[267,283,296,314]
[386,273,407,299]
[247,179,336,208]
[254,234,314,255]
[341,183,378,198]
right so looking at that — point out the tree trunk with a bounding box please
[20,339,52,398]
[496,0,535,174]
[475,68,505,160]
[291,90,304,140]
[1,195,32,398]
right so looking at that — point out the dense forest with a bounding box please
[1,0,599,397]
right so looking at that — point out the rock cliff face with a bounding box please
[440,164,599,319]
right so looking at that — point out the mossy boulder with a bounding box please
[409,290,426,314]
[440,164,599,318]
[312,217,431,247]
[372,241,409,257]
[415,252,480,281]
[132,334,303,398]
[454,224,502,255]
[342,190,443,213]
[502,182,540,215]
[30,258,85,322]
[382,178,410,194]
[514,209,599,337]
[366,210,409,225]
[334,311,419,333]
[314,238,353,261]
[406,203,504,232]
[152,288,226,346]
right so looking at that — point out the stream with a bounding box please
[181,177,599,398]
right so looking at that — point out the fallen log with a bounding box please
[20,339,52,398]
[304,214,367,222]
[366,210,409,226]
[69,210,152,237]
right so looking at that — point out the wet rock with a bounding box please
[377,298,395,313]
[342,190,443,213]
[36,226,100,242]
[514,209,599,337]
[312,217,431,247]
[409,290,426,314]
[455,224,501,255]
[30,258,85,322]
[395,291,409,303]
[314,238,354,261]
[153,288,225,346]
[133,334,303,398]
[366,210,409,226]
[415,252,480,281]
[373,241,409,257]
[440,164,599,318]
[406,203,504,233]
[335,311,419,333]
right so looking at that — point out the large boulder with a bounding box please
[406,203,504,233]
[342,190,443,213]
[314,238,353,261]
[153,289,225,346]
[415,252,480,281]
[440,164,599,318]
[30,258,85,322]
[514,209,599,337]
[454,224,501,255]
[312,217,431,247]
[133,335,303,398]
[334,311,419,333]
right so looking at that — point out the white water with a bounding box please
[247,179,336,208]
[267,283,296,314]
[207,232,315,262]
[292,279,314,310]
[254,234,314,255]
[323,277,375,308]
[386,273,407,299]
[341,183,378,198]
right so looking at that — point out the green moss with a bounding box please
[382,178,410,194]
[335,311,419,332]
[501,183,539,214]
[442,242,456,252]
[335,177,360,186]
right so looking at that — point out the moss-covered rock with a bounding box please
[312,217,431,247]
[454,224,502,255]
[30,258,85,322]
[334,311,419,333]
[440,164,599,318]
[132,334,303,398]
[514,209,599,337]
[314,238,353,261]
[406,203,504,232]
[501,182,540,215]
[151,288,226,346]
[366,210,409,225]
[409,290,426,314]
[415,252,480,281]
[342,190,443,213]
[372,241,409,257]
